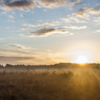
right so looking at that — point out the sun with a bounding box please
[76,55,88,64]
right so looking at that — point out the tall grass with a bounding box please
[0,70,100,100]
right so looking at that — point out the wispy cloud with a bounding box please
[63,25,87,30]
[8,15,14,19]
[8,19,15,23]
[7,43,31,50]
[21,28,30,31]
[93,17,100,22]
[37,0,66,8]
[20,13,24,17]
[0,56,34,65]
[23,21,60,27]
[0,47,69,65]
[0,48,33,55]
[61,15,87,23]
[69,0,83,7]
[95,30,100,33]
[27,27,68,37]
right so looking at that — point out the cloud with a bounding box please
[37,0,83,8]
[61,15,87,23]
[20,13,24,17]
[1,0,36,11]
[0,47,70,65]
[20,13,27,17]
[74,7,100,19]
[74,11,89,19]
[16,51,70,65]
[61,18,71,23]
[64,25,87,30]
[0,56,33,65]
[0,48,33,56]
[95,30,100,33]
[7,43,31,50]
[94,17,100,22]
[21,28,30,31]
[0,0,84,11]
[27,27,68,37]
[82,7,100,14]
[8,15,14,19]
[8,19,15,23]
[37,0,66,8]
[69,0,83,7]
[0,56,33,61]
[23,21,60,27]
[0,52,67,65]
[8,44,26,50]
[0,11,6,15]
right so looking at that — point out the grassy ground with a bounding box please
[0,70,100,100]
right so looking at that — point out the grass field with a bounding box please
[0,69,100,100]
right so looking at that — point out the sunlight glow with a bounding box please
[76,55,88,64]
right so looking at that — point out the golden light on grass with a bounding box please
[76,55,88,64]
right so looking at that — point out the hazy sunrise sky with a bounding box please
[0,0,100,65]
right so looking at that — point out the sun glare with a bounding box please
[76,55,88,64]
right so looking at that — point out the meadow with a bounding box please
[0,64,100,100]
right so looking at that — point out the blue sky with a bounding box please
[0,0,100,65]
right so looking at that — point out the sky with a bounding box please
[0,0,100,65]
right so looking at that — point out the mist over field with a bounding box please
[0,63,100,72]
[0,63,100,100]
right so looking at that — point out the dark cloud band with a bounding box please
[0,0,36,10]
